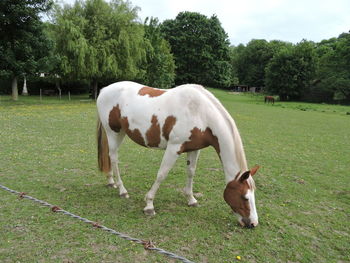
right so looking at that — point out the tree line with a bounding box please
[231,36,350,102]
[0,0,349,103]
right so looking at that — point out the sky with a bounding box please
[61,0,350,45]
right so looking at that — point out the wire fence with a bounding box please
[0,183,195,263]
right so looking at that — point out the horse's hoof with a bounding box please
[120,193,129,199]
[188,202,199,207]
[144,209,156,216]
[106,183,117,188]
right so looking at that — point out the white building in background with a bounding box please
[22,75,28,95]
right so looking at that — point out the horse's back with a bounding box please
[97,81,212,119]
[97,81,217,149]
[97,81,144,105]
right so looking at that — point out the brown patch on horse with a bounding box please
[138,86,166,97]
[125,127,146,146]
[108,105,122,132]
[177,127,220,154]
[109,105,146,146]
[162,116,176,141]
[223,172,251,218]
[146,115,161,147]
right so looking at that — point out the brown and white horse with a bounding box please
[97,81,260,228]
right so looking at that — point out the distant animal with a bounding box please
[264,96,275,104]
[96,81,260,228]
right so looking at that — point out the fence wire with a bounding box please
[0,183,195,263]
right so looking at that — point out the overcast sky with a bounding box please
[61,0,350,45]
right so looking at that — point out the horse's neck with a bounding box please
[212,117,248,184]
[193,86,248,183]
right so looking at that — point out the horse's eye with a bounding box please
[242,196,249,201]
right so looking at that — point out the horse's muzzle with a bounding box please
[246,223,255,229]
[241,218,258,228]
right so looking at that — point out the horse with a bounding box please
[264,96,275,104]
[96,81,260,228]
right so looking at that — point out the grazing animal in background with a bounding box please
[264,96,275,104]
[96,81,260,228]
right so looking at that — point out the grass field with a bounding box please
[0,91,349,263]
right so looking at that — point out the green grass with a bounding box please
[0,91,349,263]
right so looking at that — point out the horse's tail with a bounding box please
[97,117,111,174]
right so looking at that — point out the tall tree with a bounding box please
[38,22,63,94]
[236,40,271,87]
[228,45,243,85]
[317,32,350,102]
[232,39,291,87]
[265,41,317,101]
[142,17,175,88]
[161,12,233,88]
[0,0,52,100]
[52,0,146,98]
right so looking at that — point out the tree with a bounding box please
[161,12,233,88]
[228,45,243,85]
[142,17,175,88]
[52,0,146,98]
[235,40,272,87]
[317,32,350,102]
[0,0,53,100]
[265,41,317,101]
[232,39,291,87]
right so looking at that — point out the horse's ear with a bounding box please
[239,171,250,182]
[250,165,260,176]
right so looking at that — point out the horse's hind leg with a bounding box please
[184,150,200,207]
[106,170,116,188]
[107,131,129,198]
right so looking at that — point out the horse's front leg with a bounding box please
[184,150,200,207]
[144,145,180,216]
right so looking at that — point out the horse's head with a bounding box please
[224,166,260,228]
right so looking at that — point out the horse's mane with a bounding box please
[191,85,255,189]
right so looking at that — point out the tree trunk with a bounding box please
[92,79,98,100]
[55,78,62,99]
[12,76,18,101]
